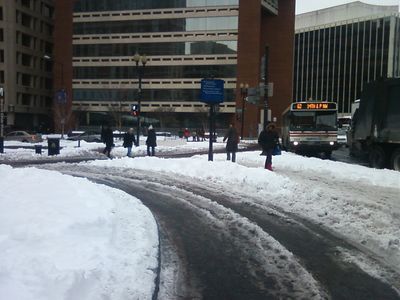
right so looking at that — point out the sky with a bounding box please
[0,138,399,298]
[296,0,400,14]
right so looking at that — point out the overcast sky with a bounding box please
[296,0,400,14]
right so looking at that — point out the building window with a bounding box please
[21,12,32,28]
[21,53,32,67]
[0,29,3,42]
[21,33,31,47]
[21,73,31,86]
[0,7,3,20]
[21,0,31,9]
[21,93,31,106]
[0,71,4,84]
[0,50,4,62]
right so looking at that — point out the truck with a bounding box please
[347,78,400,170]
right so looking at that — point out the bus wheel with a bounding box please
[390,148,400,171]
[368,145,386,169]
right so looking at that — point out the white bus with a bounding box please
[281,102,339,157]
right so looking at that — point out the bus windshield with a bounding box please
[290,111,337,131]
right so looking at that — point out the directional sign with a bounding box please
[55,89,67,104]
[200,79,224,104]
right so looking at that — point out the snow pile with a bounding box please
[0,165,158,300]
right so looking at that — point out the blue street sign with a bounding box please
[200,79,224,104]
[55,89,67,104]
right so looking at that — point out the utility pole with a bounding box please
[0,87,4,153]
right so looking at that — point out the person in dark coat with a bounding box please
[123,128,136,157]
[223,124,240,162]
[102,125,114,158]
[146,125,157,156]
[258,122,279,171]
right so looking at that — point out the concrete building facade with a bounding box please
[54,0,295,137]
[294,2,400,116]
[0,0,54,131]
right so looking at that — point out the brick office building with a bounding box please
[54,0,295,137]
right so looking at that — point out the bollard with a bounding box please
[47,138,60,156]
[34,144,42,154]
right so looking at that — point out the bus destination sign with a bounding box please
[292,102,336,110]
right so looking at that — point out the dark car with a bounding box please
[67,131,102,143]
[5,131,43,143]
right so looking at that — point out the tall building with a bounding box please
[294,2,400,116]
[55,0,295,137]
[0,0,54,131]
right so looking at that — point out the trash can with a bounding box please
[34,144,42,154]
[0,136,3,154]
[47,138,60,156]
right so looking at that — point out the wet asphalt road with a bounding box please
[49,165,399,300]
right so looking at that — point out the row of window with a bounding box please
[17,30,53,53]
[74,17,238,35]
[17,92,52,107]
[294,17,393,114]
[73,65,236,79]
[16,10,53,35]
[74,0,239,12]
[73,40,237,57]
[17,0,54,18]
[16,72,53,90]
[73,88,235,102]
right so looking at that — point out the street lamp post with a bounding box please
[133,53,147,146]
[240,83,249,139]
[44,54,66,138]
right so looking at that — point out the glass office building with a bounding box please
[294,2,400,115]
[72,0,239,128]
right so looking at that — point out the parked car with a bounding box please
[4,131,43,143]
[67,131,102,143]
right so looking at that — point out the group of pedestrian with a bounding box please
[182,128,206,142]
[222,122,280,171]
[101,124,158,158]
[102,122,280,170]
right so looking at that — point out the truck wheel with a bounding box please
[368,145,386,169]
[390,148,400,171]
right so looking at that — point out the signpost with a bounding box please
[0,87,4,153]
[200,79,224,161]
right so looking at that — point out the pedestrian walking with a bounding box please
[146,125,157,156]
[223,124,239,162]
[102,125,114,158]
[123,128,136,157]
[258,122,279,171]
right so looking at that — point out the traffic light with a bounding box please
[131,104,139,116]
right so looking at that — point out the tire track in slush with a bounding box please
[50,165,399,300]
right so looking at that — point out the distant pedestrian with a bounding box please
[183,128,190,141]
[146,125,157,156]
[102,125,114,158]
[198,127,205,141]
[123,128,136,157]
[223,124,240,162]
[258,123,279,171]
